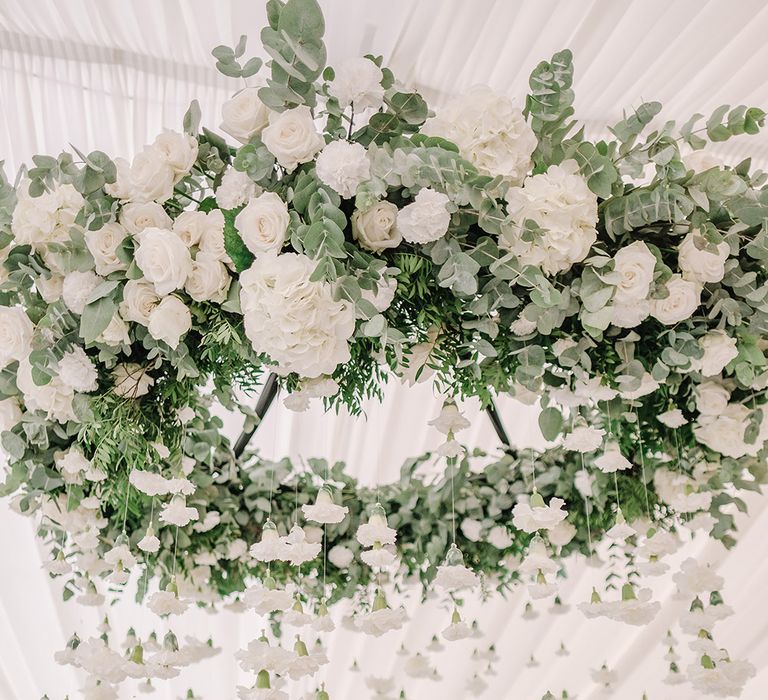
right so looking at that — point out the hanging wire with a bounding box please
[606,402,621,506]
[633,407,653,520]
[449,456,457,544]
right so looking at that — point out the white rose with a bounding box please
[119,202,172,236]
[62,270,101,315]
[16,358,75,423]
[172,210,217,248]
[678,230,730,284]
[0,397,22,432]
[612,241,656,303]
[98,313,131,346]
[104,157,133,201]
[261,106,325,173]
[698,330,738,377]
[197,210,229,263]
[422,85,536,185]
[120,280,160,325]
[220,87,270,143]
[328,57,384,110]
[235,191,290,255]
[147,296,192,349]
[186,252,231,303]
[315,140,370,198]
[216,168,260,210]
[360,277,397,313]
[134,227,192,295]
[152,129,198,175]
[85,222,128,276]
[112,363,154,398]
[57,346,98,392]
[0,306,34,368]
[352,201,401,252]
[611,299,651,328]
[693,405,753,458]
[327,544,354,569]
[240,253,356,378]
[128,146,176,203]
[501,160,598,275]
[694,380,730,416]
[396,188,451,244]
[36,274,64,303]
[650,275,701,325]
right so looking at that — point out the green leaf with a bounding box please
[79,295,117,343]
[1,431,26,461]
[223,209,255,272]
[183,100,202,135]
[538,407,563,441]
[387,92,428,125]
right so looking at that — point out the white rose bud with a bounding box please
[85,222,129,276]
[678,230,730,284]
[235,191,290,255]
[650,275,701,325]
[0,306,34,368]
[328,57,385,110]
[119,202,172,236]
[152,129,198,176]
[694,380,730,416]
[134,227,192,295]
[220,87,270,143]
[112,363,154,398]
[186,252,231,303]
[698,330,738,377]
[612,241,656,304]
[261,106,325,173]
[62,270,101,315]
[0,397,22,432]
[352,201,401,252]
[120,280,160,326]
[128,146,176,203]
[396,188,451,244]
[147,296,192,349]
[216,168,260,210]
[315,140,370,198]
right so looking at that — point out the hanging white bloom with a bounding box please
[245,576,294,616]
[137,526,160,553]
[148,579,190,616]
[282,599,314,627]
[356,503,397,547]
[657,408,688,428]
[547,519,577,547]
[302,485,349,524]
[103,542,137,585]
[159,496,199,527]
[673,558,724,597]
[605,584,661,626]
[680,599,734,635]
[396,188,451,244]
[356,591,408,636]
[563,425,605,453]
[360,545,398,569]
[429,401,471,435]
[593,443,631,473]
[434,544,479,591]
[237,676,289,700]
[404,652,433,678]
[312,600,336,632]
[686,656,756,698]
[465,674,488,694]
[236,638,296,676]
[441,608,473,642]
[605,509,635,542]
[519,535,559,577]
[591,664,618,688]
[512,492,568,533]
[249,519,291,562]
[365,676,395,695]
[285,524,322,566]
[426,635,445,653]
[286,636,324,680]
[43,550,72,575]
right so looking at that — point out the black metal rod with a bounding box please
[233,373,280,457]
[485,398,514,453]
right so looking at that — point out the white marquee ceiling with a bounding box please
[2,1,768,699]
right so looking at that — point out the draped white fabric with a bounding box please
[1,1,768,698]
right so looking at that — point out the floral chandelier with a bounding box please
[1,0,767,697]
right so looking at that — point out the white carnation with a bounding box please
[134,227,192,295]
[240,253,355,378]
[396,188,451,244]
[11,181,83,251]
[422,85,536,184]
[57,346,98,392]
[235,191,290,255]
[147,296,192,349]
[501,160,598,275]
[328,57,384,110]
[62,270,101,315]
[261,106,324,173]
[216,168,259,210]
[650,275,701,325]
[315,140,370,198]
[0,306,34,369]
[221,87,270,143]
[16,358,75,423]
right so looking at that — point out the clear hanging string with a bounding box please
[633,407,653,520]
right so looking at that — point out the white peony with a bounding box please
[120,280,160,325]
[261,106,324,173]
[351,200,401,252]
[185,252,231,303]
[650,275,701,325]
[0,397,22,432]
[216,167,260,210]
[118,202,172,236]
[85,222,129,276]
[112,363,154,398]
[327,544,354,568]
[421,85,535,184]
[698,330,738,377]
[134,227,192,295]
[57,346,98,392]
[328,57,384,110]
[221,87,270,143]
[147,296,192,349]
[62,270,101,315]
[11,181,83,251]
[695,380,730,416]
[0,306,34,368]
[235,191,290,255]
[315,140,370,198]
[611,241,656,303]
[396,188,451,244]
[239,253,355,378]
[16,358,75,423]
[678,230,730,284]
[501,160,598,275]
